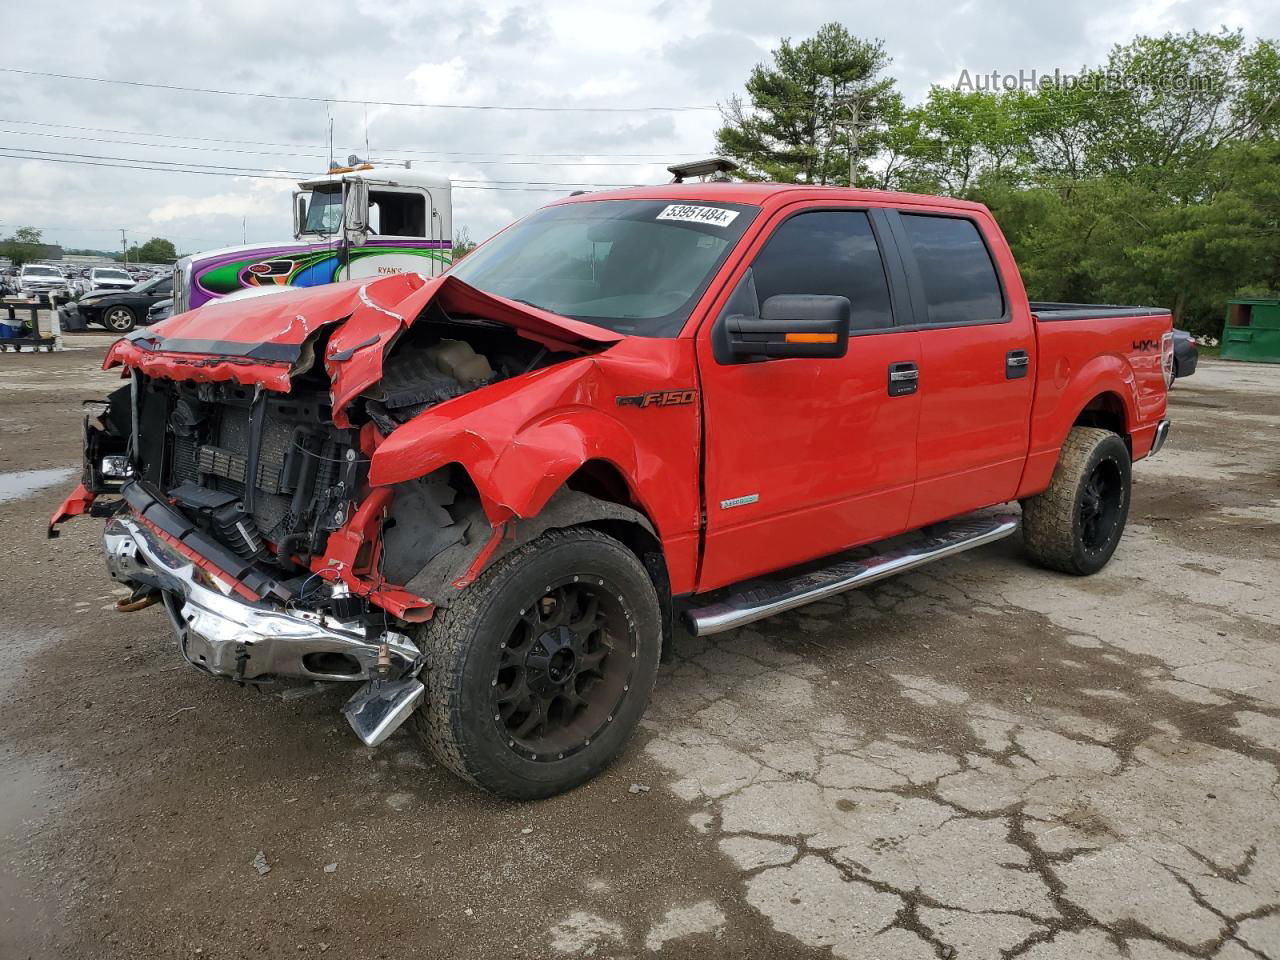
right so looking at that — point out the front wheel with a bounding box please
[102,306,136,333]
[1022,426,1132,576]
[412,527,662,799]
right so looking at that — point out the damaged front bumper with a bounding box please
[103,514,425,746]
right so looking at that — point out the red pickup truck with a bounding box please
[51,182,1173,799]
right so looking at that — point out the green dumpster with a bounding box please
[1221,298,1280,363]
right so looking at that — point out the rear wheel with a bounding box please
[411,527,662,799]
[1022,426,1131,576]
[103,306,136,333]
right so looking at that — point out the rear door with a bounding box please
[886,210,1035,528]
[696,204,922,591]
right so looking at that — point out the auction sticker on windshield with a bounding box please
[656,204,740,227]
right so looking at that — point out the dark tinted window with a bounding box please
[370,190,427,237]
[900,214,1003,324]
[751,211,893,331]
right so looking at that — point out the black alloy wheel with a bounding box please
[493,577,634,762]
[1022,426,1132,576]
[1079,458,1124,553]
[412,527,662,799]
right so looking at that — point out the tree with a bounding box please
[715,23,900,186]
[453,226,477,261]
[886,88,1035,195]
[1079,30,1280,186]
[0,226,45,267]
[122,237,178,264]
[722,25,1280,336]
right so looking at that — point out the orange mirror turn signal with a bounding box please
[784,332,839,344]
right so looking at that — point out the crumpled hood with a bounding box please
[104,273,624,425]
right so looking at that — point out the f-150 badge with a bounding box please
[616,389,697,408]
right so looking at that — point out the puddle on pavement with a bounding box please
[0,467,76,505]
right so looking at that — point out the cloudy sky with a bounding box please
[1,0,1276,257]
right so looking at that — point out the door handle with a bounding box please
[888,362,918,396]
[1006,349,1029,379]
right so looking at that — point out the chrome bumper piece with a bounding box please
[103,515,424,746]
[1149,419,1171,457]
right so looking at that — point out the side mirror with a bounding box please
[343,181,370,241]
[293,192,308,238]
[725,294,851,361]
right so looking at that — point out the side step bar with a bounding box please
[684,512,1019,636]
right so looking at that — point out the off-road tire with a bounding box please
[103,306,136,333]
[1022,426,1131,576]
[410,527,662,799]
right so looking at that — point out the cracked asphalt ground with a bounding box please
[2,338,1279,960]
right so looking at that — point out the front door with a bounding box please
[696,206,921,592]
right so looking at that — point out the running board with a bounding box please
[684,513,1019,636]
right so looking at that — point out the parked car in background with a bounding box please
[146,297,173,325]
[89,267,136,292]
[1172,329,1198,380]
[17,263,70,304]
[59,273,173,332]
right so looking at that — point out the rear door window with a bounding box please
[899,214,1004,325]
[751,210,894,331]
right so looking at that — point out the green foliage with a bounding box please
[120,237,178,264]
[715,23,900,186]
[720,25,1280,335]
[0,226,45,267]
[888,88,1037,192]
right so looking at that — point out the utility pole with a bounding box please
[848,97,860,188]
[834,94,869,188]
[120,229,127,264]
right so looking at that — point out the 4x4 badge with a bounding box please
[616,389,697,408]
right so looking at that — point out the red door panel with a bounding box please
[697,331,921,591]
[909,323,1034,527]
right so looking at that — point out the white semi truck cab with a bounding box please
[173,163,452,313]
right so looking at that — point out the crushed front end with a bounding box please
[65,371,430,746]
[49,274,620,749]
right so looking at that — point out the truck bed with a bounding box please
[1030,301,1172,322]
[1021,302,1172,498]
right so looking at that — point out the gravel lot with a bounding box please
[1,341,1278,960]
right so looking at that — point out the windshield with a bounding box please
[95,269,131,280]
[448,198,757,336]
[24,266,59,277]
[303,185,343,235]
